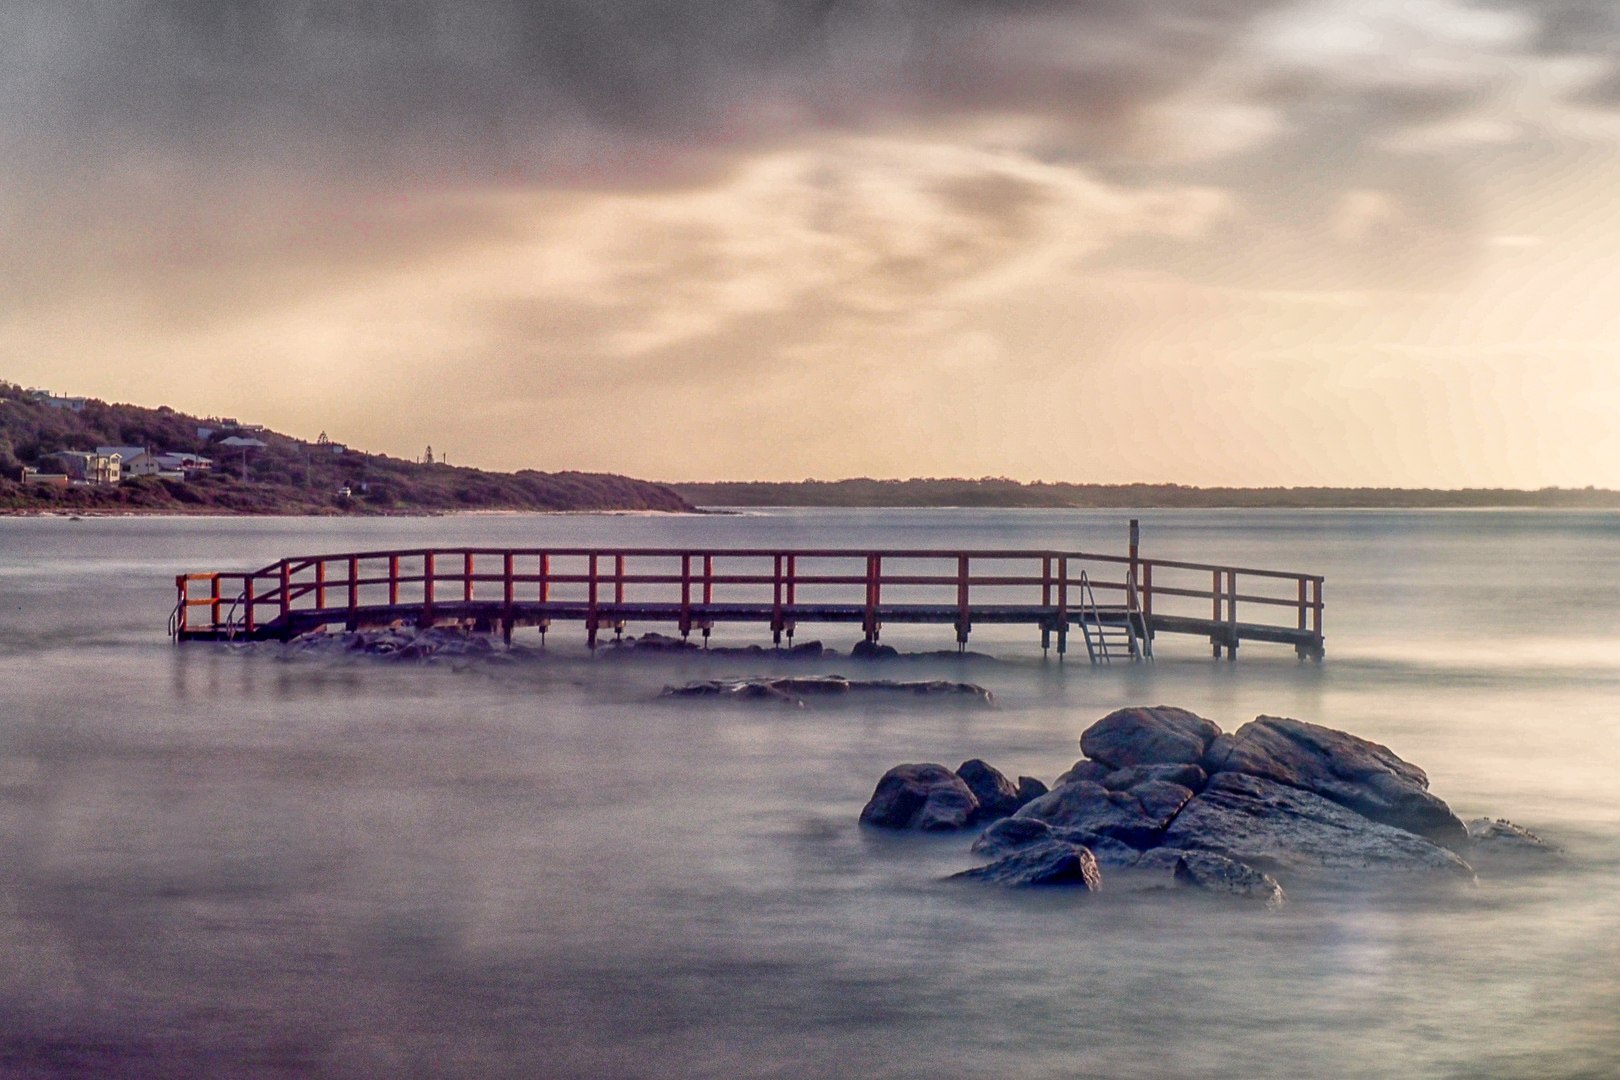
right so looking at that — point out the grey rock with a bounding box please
[851,640,900,659]
[1102,763,1208,793]
[1130,779,1196,824]
[1155,849,1285,905]
[1015,776,1049,807]
[953,839,1102,889]
[1465,818,1562,864]
[1203,716,1468,848]
[1161,772,1474,883]
[970,818,1141,867]
[860,764,980,831]
[1080,706,1223,768]
[1011,780,1183,849]
[1053,760,1111,787]
[956,759,1021,819]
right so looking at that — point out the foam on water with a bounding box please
[1,510,1617,1077]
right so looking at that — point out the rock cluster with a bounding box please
[663,677,993,707]
[860,705,1558,902]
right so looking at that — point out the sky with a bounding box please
[3,0,1620,487]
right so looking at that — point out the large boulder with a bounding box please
[956,759,1021,819]
[1203,716,1468,848]
[1080,707,1223,769]
[1101,763,1207,793]
[1161,772,1474,883]
[1012,779,1194,849]
[953,839,1102,889]
[970,817,1142,867]
[860,764,979,831]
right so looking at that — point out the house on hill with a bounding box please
[51,451,121,484]
[96,446,161,478]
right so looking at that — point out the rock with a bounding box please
[1015,776,1049,807]
[1161,772,1474,883]
[1130,779,1197,823]
[952,839,1102,889]
[1465,818,1562,865]
[971,817,1141,868]
[1134,848,1285,904]
[851,640,900,659]
[1053,760,1111,787]
[1101,763,1207,793]
[1080,706,1223,768]
[1011,780,1188,850]
[860,764,979,831]
[1203,716,1468,848]
[956,760,1021,819]
[662,677,992,706]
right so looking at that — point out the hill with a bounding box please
[669,478,1620,509]
[0,382,693,514]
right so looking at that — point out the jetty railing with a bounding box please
[173,547,1324,658]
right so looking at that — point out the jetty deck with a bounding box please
[172,537,1324,661]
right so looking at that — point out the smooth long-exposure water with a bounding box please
[2,509,1617,1079]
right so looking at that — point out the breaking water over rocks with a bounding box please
[2,508,1618,1078]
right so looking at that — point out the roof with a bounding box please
[96,446,148,461]
[219,436,268,448]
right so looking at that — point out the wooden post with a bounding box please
[1128,519,1139,585]
[245,575,256,635]
[863,554,878,642]
[503,552,514,644]
[772,554,783,646]
[389,555,399,607]
[539,553,550,603]
[1056,556,1068,656]
[464,552,474,603]
[785,554,796,643]
[703,555,713,605]
[175,576,188,636]
[1226,569,1238,661]
[210,574,221,629]
[279,561,290,625]
[1042,555,1052,608]
[615,554,625,606]
[680,554,692,638]
[347,556,358,630]
[1142,561,1153,628]
[1298,578,1308,632]
[1212,569,1222,658]
[423,552,435,627]
[315,560,326,610]
[1312,579,1324,651]
[956,554,970,646]
[587,553,598,649]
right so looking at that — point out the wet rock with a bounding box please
[1011,780,1186,850]
[1135,848,1285,904]
[611,632,831,658]
[1015,776,1049,808]
[288,626,501,662]
[953,839,1102,889]
[1465,818,1562,865]
[1130,779,1197,824]
[1080,706,1223,769]
[1101,763,1208,793]
[1053,760,1111,787]
[662,677,992,706]
[970,817,1140,867]
[850,640,900,659]
[1161,772,1474,883]
[1203,716,1468,848]
[860,764,979,831]
[956,760,1021,819]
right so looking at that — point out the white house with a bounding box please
[51,451,121,484]
[96,446,161,478]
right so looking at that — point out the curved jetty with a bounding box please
[862,706,1560,903]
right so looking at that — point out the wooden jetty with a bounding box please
[171,528,1325,661]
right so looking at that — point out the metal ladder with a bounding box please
[1077,571,1142,664]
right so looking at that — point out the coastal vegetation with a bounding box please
[0,381,692,514]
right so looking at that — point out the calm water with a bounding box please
[1,509,1617,1079]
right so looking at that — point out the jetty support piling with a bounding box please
[172,545,1326,660]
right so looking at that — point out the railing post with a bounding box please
[465,552,474,603]
[680,554,692,638]
[1128,518,1139,586]
[315,560,327,610]
[1212,569,1222,658]
[389,555,399,607]
[210,574,221,630]
[615,554,625,606]
[863,554,878,642]
[279,560,290,626]
[772,554,783,646]
[702,554,713,647]
[1042,555,1052,607]
[245,575,256,635]
[1056,555,1068,656]
[423,552,435,627]
[587,553,598,649]
[503,552,514,644]
[1226,569,1238,661]
[175,576,188,636]
[1298,578,1308,632]
[539,553,550,603]
[956,554,970,647]
[348,556,359,630]
[1142,561,1153,629]
[1313,579,1324,653]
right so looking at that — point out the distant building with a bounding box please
[219,436,268,449]
[51,451,121,484]
[20,467,70,486]
[154,452,212,473]
[96,446,161,478]
[28,390,87,413]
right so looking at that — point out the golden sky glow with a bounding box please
[4,0,1620,485]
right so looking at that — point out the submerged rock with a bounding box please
[1161,772,1474,883]
[1012,779,1193,850]
[1134,848,1285,905]
[850,640,900,660]
[1465,818,1563,865]
[608,632,830,658]
[956,760,1021,819]
[285,626,498,663]
[1203,716,1468,848]
[1080,706,1223,769]
[953,839,1102,889]
[860,764,979,831]
[970,817,1141,868]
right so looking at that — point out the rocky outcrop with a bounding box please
[1080,706,1222,768]
[1161,772,1473,882]
[860,764,979,831]
[1012,778,1194,849]
[1202,716,1467,848]
[956,760,1021,819]
[952,839,1102,889]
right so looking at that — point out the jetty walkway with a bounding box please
[172,531,1325,661]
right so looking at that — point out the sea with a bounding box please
[0,508,1616,1079]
